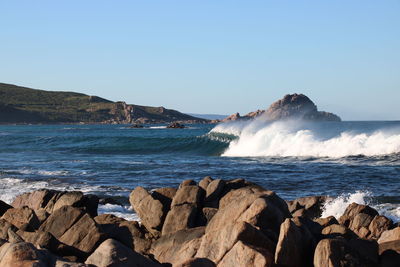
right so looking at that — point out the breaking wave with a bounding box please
[211,120,400,158]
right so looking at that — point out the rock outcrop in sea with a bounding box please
[0,177,398,266]
[219,94,341,122]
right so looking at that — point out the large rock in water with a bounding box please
[220,93,341,122]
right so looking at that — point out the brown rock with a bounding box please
[39,205,84,238]
[162,204,198,236]
[171,185,204,207]
[12,189,58,210]
[199,176,213,191]
[1,206,40,231]
[151,227,205,265]
[129,186,167,237]
[95,214,152,254]
[219,240,274,267]
[53,191,99,217]
[313,238,378,267]
[322,224,356,239]
[0,219,17,239]
[196,221,275,263]
[288,196,327,219]
[378,227,400,244]
[205,179,225,202]
[179,179,197,188]
[314,216,338,228]
[200,207,218,224]
[275,219,306,267]
[368,215,393,239]
[339,203,378,227]
[59,213,106,254]
[152,187,177,210]
[0,241,55,266]
[85,238,160,267]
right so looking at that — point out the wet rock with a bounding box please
[151,227,205,265]
[1,206,40,231]
[219,240,274,267]
[167,122,185,128]
[129,186,166,237]
[85,238,160,267]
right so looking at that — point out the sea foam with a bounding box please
[211,119,400,158]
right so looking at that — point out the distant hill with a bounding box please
[0,83,208,124]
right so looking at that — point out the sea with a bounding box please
[0,119,399,222]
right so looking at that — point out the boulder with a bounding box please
[287,196,327,219]
[95,214,152,254]
[339,203,379,227]
[219,241,274,267]
[59,213,106,254]
[379,240,400,267]
[1,206,40,231]
[275,218,312,267]
[0,200,12,216]
[199,207,218,225]
[85,238,160,267]
[196,221,275,264]
[152,187,177,210]
[205,179,225,203]
[198,176,213,191]
[368,215,393,240]
[171,185,204,207]
[175,258,216,267]
[129,186,167,237]
[0,241,55,266]
[151,227,205,265]
[53,191,99,217]
[314,216,338,228]
[11,189,59,210]
[313,238,378,267]
[378,227,400,244]
[39,205,84,238]
[348,213,374,238]
[321,224,356,239]
[0,219,17,239]
[179,179,197,188]
[161,204,198,235]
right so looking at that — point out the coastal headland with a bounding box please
[0,177,398,266]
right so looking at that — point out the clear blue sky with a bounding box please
[1,1,399,120]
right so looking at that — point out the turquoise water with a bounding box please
[0,121,399,220]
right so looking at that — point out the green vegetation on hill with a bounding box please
[0,83,207,124]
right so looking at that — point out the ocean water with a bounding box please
[0,120,399,222]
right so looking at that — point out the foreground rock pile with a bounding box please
[0,178,398,266]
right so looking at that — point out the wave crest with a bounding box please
[211,120,400,158]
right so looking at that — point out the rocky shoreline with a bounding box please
[0,178,398,266]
